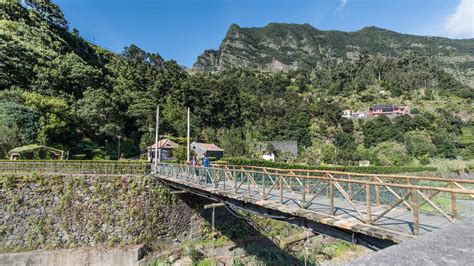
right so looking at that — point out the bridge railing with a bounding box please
[0,161,150,174]
[156,163,474,236]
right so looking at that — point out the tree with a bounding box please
[0,101,39,144]
[217,127,246,157]
[334,132,357,164]
[370,142,411,166]
[404,130,435,158]
[321,143,337,165]
[25,0,68,29]
[34,53,101,98]
[0,122,21,158]
[75,88,122,137]
[363,116,402,148]
[431,130,457,159]
[22,92,72,146]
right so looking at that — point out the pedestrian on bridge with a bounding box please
[202,153,211,184]
[188,155,200,177]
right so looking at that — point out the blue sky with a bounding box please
[55,0,473,67]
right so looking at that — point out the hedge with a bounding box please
[220,157,437,174]
[0,159,149,164]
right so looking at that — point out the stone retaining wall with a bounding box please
[0,174,195,252]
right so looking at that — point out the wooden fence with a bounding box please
[156,163,474,236]
[0,161,150,175]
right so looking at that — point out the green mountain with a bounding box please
[1,1,472,166]
[193,23,474,87]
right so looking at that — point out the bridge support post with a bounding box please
[366,184,371,223]
[262,174,266,199]
[411,188,420,235]
[233,170,237,193]
[247,174,251,197]
[280,177,283,204]
[374,177,381,206]
[302,176,306,208]
[329,180,334,215]
[348,175,353,200]
[451,191,457,220]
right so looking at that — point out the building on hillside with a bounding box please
[342,109,352,118]
[368,104,410,118]
[191,142,224,159]
[147,139,180,162]
[8,144,65,160]
[259,140,298,156]
[342,109,367,119]
[262,152,275,162]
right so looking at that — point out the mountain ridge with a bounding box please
[193,23,473,87]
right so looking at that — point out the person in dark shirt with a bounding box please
[202,153,211,184]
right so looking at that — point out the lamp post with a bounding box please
[105,139,108,155]
[117,135,122,160]
[148,128,154,163]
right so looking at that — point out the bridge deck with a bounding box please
[154,163,474,245]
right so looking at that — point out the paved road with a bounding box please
[347,217,474,265]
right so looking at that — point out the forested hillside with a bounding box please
[0,0,472,167]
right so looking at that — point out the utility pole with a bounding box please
[187,107,190,163]
[154,105,160,172]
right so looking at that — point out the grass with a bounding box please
[429,158,474,174]
[197,258,219,266]
[419,196,452,214]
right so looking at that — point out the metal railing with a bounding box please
[155,163,474,236]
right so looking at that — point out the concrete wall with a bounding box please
[0,245,147,266]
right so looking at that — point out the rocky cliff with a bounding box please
[193,23,473,86]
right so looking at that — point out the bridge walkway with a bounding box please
[154,163,474,247]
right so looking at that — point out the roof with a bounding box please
[371,104,396,111]
[192,142,224,152]
[148,139,179,149]
[9,144,64,155]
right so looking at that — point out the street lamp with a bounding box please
[117,135,122,160]
[105,139,108,155]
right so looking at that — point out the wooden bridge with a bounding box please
[2,161,473,249]
[153,163,474,249]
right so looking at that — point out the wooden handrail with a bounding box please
[195,164,474,195]
[157,163,472,236]
[214,163,474,184]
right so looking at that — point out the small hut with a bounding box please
[8,144,65,160]
[147,139,180,162]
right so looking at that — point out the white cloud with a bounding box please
[336,0,348,11]
[444,0,474,38]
